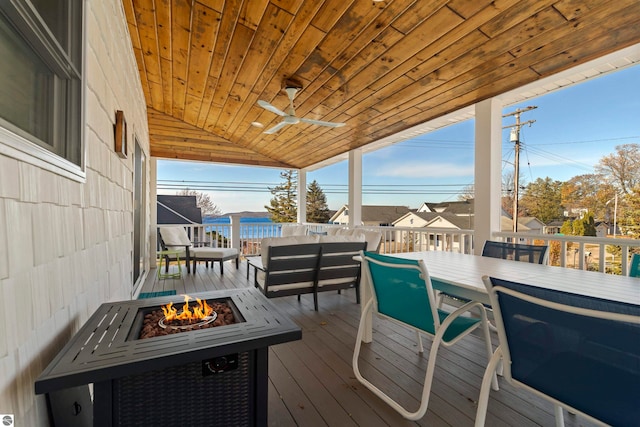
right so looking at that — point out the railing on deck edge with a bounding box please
[158,223,639,276]
[493,231,640,276]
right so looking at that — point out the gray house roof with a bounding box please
[421,199,474,215]
[330,204,412,225]
[157,195,202,224]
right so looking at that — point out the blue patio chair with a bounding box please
[630,253,640,277]
[438,240,549,309]
[353,251,496,421]
[481,240,549,264]
[475,276,640,427]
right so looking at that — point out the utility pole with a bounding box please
[503,106,536,232]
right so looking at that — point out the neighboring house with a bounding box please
[157,195,203,225]
[594,221,621,238]
[518,217,545,234]
[544,220,564,235]
[564,207,588,219]
[329,205,412,226]
[393,211,474,230]
[595,221,609,238]
[417,199,474,215]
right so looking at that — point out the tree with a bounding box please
[595,143,640,196]
[621,185,640,239]
[176,188,222,216]
[306,180,330,223]
[265,170,297,222]
[457,184,474,201]
[560,219,573,235]
[501,171,527,218]
[519,177,564,224]
[579,212,597,236]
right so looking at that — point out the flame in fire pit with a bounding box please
[161,295,213,322]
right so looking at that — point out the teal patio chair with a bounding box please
[353,251,496,421]
[630,253,639,277]
[475,276,640,427]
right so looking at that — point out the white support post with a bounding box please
[474,98,503,254]
[150,158,158,267]
[297,169,307,223]
[348,149,363,228]
[229,214,241,250]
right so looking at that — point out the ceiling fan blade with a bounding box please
[299,117,346,128]
[263,121,289,134]
[257,100,287,116]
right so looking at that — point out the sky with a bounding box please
[157,64,640,214]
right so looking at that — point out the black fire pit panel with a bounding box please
[35,287,301,394]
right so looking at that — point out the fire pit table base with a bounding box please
[95,350,264,427]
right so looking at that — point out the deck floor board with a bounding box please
[141,258,599,426]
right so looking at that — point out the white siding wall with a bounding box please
[0,2,149,425]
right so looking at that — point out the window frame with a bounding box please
[0,0,85,181]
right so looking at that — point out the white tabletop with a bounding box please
[388,251,640,306]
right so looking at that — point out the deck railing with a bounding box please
[159,222,639,276]
[493,232,640,276]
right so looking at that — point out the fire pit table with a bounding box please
[35,287,301,427]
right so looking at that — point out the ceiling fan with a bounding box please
[257,86,346,134]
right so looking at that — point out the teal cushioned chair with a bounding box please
[353,251,496,421]
[630,253,639,277]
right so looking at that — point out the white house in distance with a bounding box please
[329,205,412,226]
[393,199,546,251]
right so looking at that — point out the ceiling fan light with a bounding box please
[251,121,264,128]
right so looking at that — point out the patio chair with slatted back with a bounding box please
[481,240,549,264]
[630,253,640,277]
[353,251,497,421]
[158,226,239,275]
[438,241,549,309]
[475,276,640,427]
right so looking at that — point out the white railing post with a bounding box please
[230,214,241,250]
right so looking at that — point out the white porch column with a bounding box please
[297,168,307,223]
[150,157,158,267]
[229,213,241,249]
[348,149,363,228]
[474,98,503,254]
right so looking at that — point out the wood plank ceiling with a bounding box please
[123,0,640,169]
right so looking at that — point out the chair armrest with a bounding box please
[248,256,265,272]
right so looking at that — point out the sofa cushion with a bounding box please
[281,224,308,237]
[326,228,382,252]
[356,230,383,252]
[319,234,365,243]
[260,235,321,268]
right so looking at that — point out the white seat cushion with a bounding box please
[191,247,238,259]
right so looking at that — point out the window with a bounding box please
[0,1,83,177]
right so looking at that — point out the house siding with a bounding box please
[0,2,149,425]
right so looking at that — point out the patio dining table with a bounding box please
[358,251,640,343]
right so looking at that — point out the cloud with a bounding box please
[376,162,474,178]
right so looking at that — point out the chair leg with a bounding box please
[219,260,224,275]
[478,309,499,391]
[474,346,503,427]
[313,291,318,311]
[554,405,565,427]
[416,331,423,353]
[235,257,239,269]
[354,299,446,421]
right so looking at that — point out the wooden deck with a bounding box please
[141,258,598,427]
